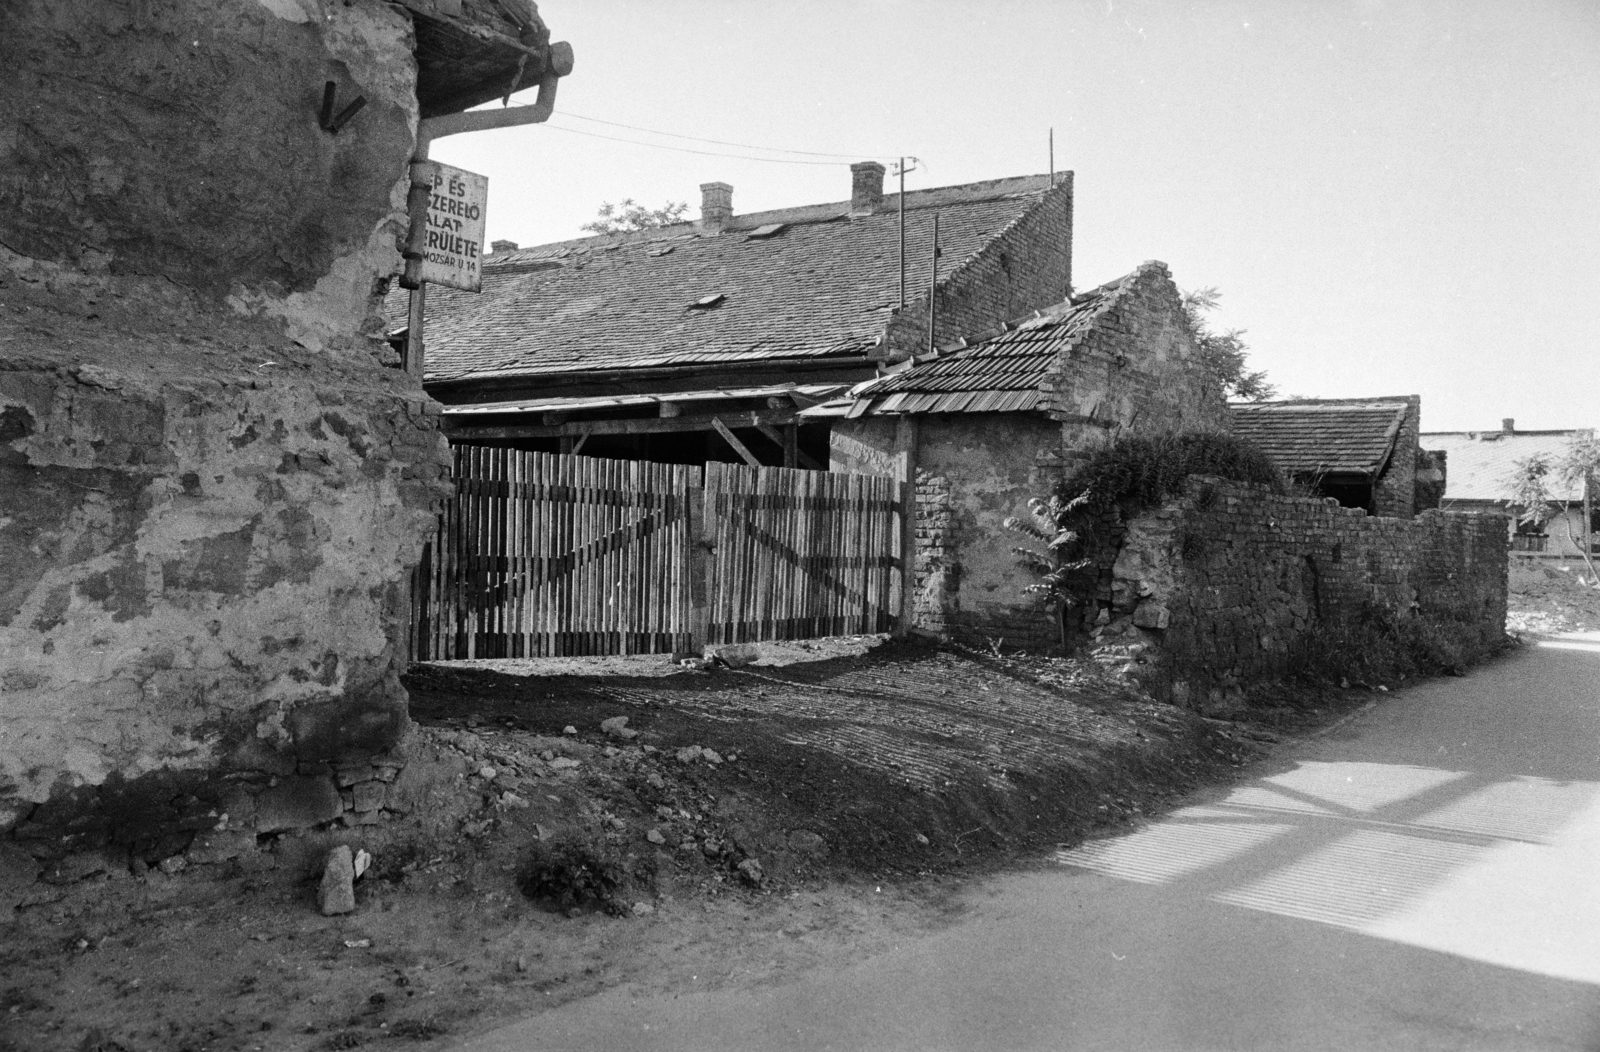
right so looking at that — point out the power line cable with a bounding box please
[557,111,901,161]
[538,120,903,167]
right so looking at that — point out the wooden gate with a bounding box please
[700,461,905,644]
[409,452,911,660]
[409,447,697,659]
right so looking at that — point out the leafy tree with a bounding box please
[1507,433,1600,580]
[581,199,689,235]
[1181,287,1277,402]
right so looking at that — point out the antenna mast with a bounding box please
[927,211,939,356]
[898,157,907,308]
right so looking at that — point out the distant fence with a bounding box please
[408,451,910,660]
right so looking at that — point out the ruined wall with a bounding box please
[832,414,1075,651]
[1043,261,1229,458]
[0,0,417,352]
[1373,396,1421,519]
[0,1,455,857]
[885,176,1073,360]
[1094,477,1508,711]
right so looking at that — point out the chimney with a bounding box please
[1502,417,1515,435]
[699,182,733,232]
[490,239,518,254]
[850,161,885,216]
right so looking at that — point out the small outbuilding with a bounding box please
[1228,396,1432,518]
[807,261,1227,649]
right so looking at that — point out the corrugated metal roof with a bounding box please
[1420,429,1593,502]
[1230,400,1411,477]
[390,176,1062,384]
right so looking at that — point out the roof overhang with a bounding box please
[442,383,847,440]
[398,0,571,119]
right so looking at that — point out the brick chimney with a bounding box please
[850,161,885,216]
[490,239,518,254]
[1502,418,1515,435]
[699,182,733,232]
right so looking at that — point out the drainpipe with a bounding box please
[403,42,574,376]
[414,42,574,159]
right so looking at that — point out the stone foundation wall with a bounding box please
[1091,476,1508,709]
[0,0,458,859]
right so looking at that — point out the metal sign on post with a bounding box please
[410,160,488,293]
[401,160,489,377]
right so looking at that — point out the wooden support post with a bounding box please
[893,415,919,638]
[686,482,711,655]
[783,423,798,469]
[711,416,762,468]
[404,285,426,378]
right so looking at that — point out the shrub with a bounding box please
[1056,432,1283,517]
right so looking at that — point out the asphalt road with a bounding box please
[451,639,1600,1052]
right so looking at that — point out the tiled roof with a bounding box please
[395,175,1061,385]
[1419,429,1592,502]
[1229,399,1412,478]
[814,267,1144,416]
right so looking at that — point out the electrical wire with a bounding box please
[537,121,855,164]
[557,111,899,161]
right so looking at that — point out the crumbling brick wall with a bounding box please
[0,0,457,858]
[884,176,1073,359]
[1373,396,1421,518]
[1043,262,1228,447]
[1092,476,1508,710]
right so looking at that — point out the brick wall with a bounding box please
[1043,262,1229,442]
[1091,476,1508,710]
[1373,396,1421,518]
[885,175,1073,360]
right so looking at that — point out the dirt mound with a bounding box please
[1508,561,1600,636]
[0,640,1334,1052]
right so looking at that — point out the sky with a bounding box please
[430,0,1600,432]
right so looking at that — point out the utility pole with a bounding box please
[927,211,939,356]
[898,156,907,308]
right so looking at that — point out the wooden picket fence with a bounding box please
[408,451,910,660]
[702,461,902,644]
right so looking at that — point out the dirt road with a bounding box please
[453,638,1600,1051]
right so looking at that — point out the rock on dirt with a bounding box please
[600,716,639,740]
[318,845,356,916]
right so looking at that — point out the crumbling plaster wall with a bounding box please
[1093,477,1508,711]
[0,0,454,854]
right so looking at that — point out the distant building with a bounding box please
[395,164,1075,468]
[1421,420,1595,556]
[1229,396,1429,518]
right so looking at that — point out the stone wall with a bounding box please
[1093,476,1508,710]
[0,0,457,858]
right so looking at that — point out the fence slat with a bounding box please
[413,452,907,659]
